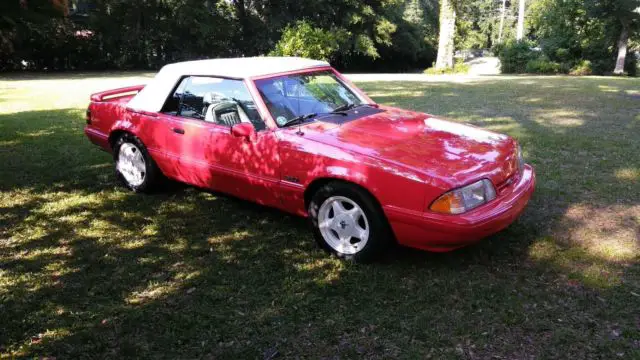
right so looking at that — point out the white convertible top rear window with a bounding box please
[127,57,329,113]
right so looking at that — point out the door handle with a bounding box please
[172,127,185,135]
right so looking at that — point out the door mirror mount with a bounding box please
[231,122,255,139]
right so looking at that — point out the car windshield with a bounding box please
[254,70,363,127]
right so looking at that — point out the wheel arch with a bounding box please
[303,177,383,212]
[303,177,398,253]
[108,118,141,150]
[108,129,134,150]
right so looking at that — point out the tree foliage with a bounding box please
[0,0,438,72]
[528,0,639,74]
[270,21,348,61]
[0,0,637,74]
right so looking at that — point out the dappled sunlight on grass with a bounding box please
[532,109,586,129]
[558,204,639,260]
[1,73,639,358]
[615,167,639,181]
[125,268,202,306]
[598,85,621,93]
[527,203,639,288]
[528,238,631,288]
[293,259,346,286]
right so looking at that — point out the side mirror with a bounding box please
[230,122,255,139]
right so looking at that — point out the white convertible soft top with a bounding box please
[127,57,329,112]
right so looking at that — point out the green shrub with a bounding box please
[270,21,348,61]
[569,60,593,76]
[496,40,537,73]
[423,59,470,75]
[554,48,570,62]
[525,57,562,74]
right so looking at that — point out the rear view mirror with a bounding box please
[230,122,255,139]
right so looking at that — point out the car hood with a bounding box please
[301,106,519,187]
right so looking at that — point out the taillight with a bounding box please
[86,108,92,124]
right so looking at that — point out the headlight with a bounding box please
[430,179,497,214]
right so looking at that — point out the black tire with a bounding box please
[308,181,393,263]
[113,133,163,193]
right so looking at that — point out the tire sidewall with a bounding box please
[308,182,391,262]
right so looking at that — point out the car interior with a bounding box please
[202,92,251,126]
[162,76,265,130]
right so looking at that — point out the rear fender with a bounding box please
[108,119,141,148]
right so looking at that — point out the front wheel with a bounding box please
[308,182,393,262]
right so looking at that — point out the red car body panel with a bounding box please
[85,66,535,252]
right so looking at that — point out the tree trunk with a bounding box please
[435,0,456,69]
[613,20,630,75]
[234,0,247,43]
[516,0,525,40]
[497,0,506,43]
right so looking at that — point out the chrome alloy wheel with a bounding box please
[117,143,146,187]
[317,196,370,255]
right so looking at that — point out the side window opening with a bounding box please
[161,76,266,131]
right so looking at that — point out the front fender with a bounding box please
[278,135,429,216]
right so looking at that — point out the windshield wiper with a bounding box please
[332,103,355,112]
[281,110,350,127]
[331,103,376,113]
[280,113,317,127]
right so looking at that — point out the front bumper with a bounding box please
[384,165,536,252]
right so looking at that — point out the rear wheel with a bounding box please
[308,181,393,262]
[113,133,162,192]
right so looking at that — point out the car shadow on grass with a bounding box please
[1,89,639,359]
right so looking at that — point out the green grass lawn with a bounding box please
[1,73,639,359]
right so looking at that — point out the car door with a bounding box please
[197,77,280,207]
[156,75,281,206]
[157,113,214,186]
[154,76,218,186]
[207,125,280,207]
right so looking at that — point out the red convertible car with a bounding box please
[85,57,535,262]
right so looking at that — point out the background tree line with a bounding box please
[0,0,638,75]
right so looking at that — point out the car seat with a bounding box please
[203,92,251,127]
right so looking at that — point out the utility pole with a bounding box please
[516,0,525,40]
[498,0,506,43]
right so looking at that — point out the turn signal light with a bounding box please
[430,179,497,214]
[430,192,466,214]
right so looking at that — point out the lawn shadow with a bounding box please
[1,78,639,358]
